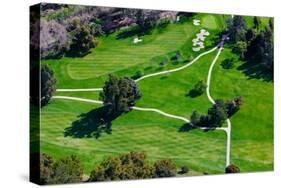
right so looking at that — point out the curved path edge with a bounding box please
[206,47,231,167]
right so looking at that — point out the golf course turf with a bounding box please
[39,13,273,176]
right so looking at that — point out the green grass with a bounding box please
[41,99,226,175]
[211,48,273,172]
[39,13,273,176]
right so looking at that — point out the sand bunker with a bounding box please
[192,29,210,52]
[193,19,201,26]
[133,37,142,43]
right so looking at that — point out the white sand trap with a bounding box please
[133,37,142,43]
[193,19,201,26]
[192,47,201,51]
[192,29,210,51]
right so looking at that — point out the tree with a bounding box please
[135,9,160,30]
[227,16,247,43]
[191,111,201,125]
[40,153,54,184]
[49,155,83,184]
[40,20,68,59]
[225,96,243,117]
[225,164,240,173]
[89,152,154,181]
[207,100,228,127]
[233,41,247,59]
[154,159,177,178]
[100,74,141,117]
[41,64,56,107]
[132,70,143,79]
[180,166,189,174]
[253,16,261,30]
[188,80,206,97]
[269,18,274,31]
[246,27,273,72]
[68,25,95,57]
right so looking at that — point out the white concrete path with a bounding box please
[206,47,231,167]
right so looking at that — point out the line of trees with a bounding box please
[191,97,243,127]
[38,152,241,184]
[226,16,273,79]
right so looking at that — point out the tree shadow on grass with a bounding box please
[116,25,152,40]
[178,123,195,132]
[64,106,118,139]
[178,123,218,133]
[185,90,202,98]
[237,61,273,82]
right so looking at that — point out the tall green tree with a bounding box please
[100,74,141,117]
[68,25,95,57]
[227,16,247,43]
[41,64,56,107]
[253,16,261,30]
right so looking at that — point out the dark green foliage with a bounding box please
[191,97,242,127]
[68,25,95,57]
[246,27,273,73]
[154,159,177,178]
[269,18,274,31]
[132,70,144,79]
[227,16,247,43]
[245,28,257,44]
[233,41,247,59]
[39,154,83,185]
[207,100,228,127]
[225,164,240,173]
[41,64,56,107]
[49,155,83,184]
[191,111,201,125]
[180,166,189,174]
[89,152,154,181]
[100,74,141,117]
[253,16,261,30]
[188,80,206,97]
[225,97,243,117]
[221,58,235,69]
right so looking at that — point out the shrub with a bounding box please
[40,153,54,184]
[180,166,189,174]
[48,155,83,184]
[89,152,154,181]
[221,58,235,69]
[39,154,83,185]
[225,164,240,173]
[188,80,206,97]
[191,111,201,125]
[154,159,177,178]
[132,70,144,79]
